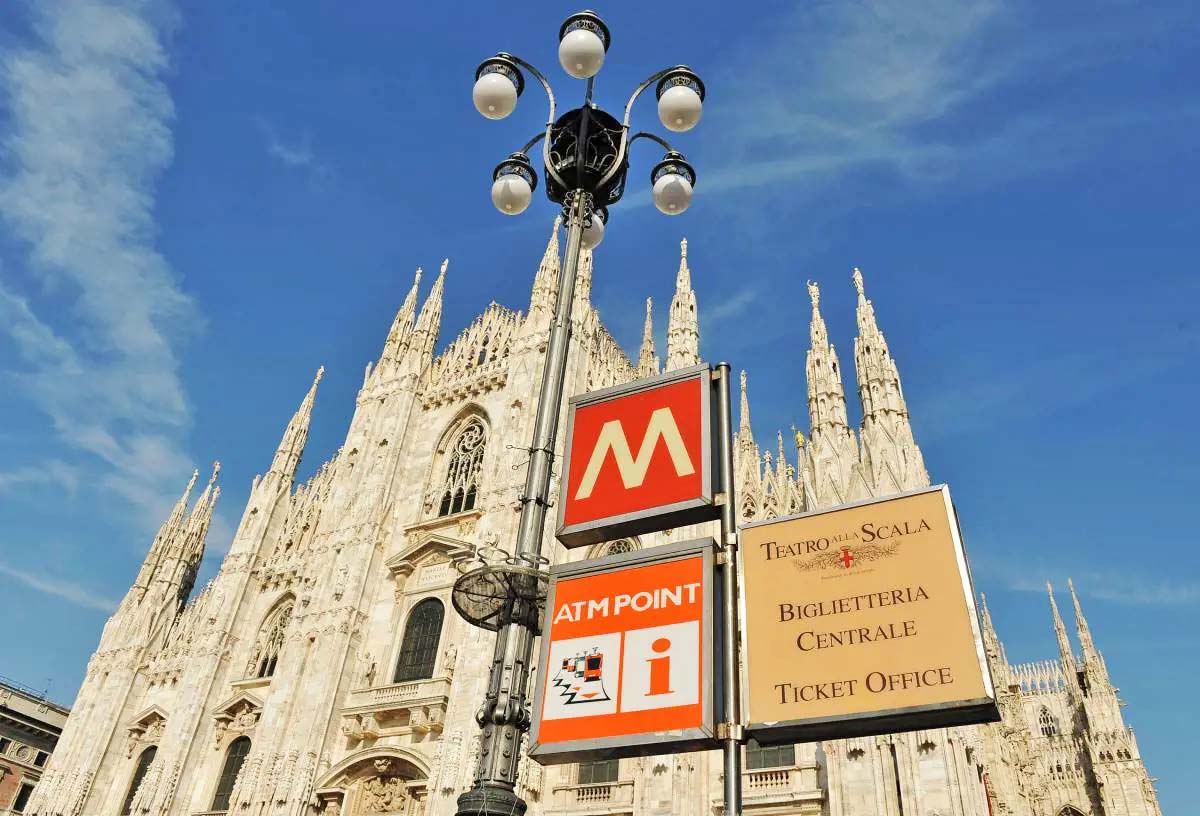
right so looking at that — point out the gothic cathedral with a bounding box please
[28,223,1161,816]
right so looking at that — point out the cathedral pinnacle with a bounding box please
[637,297,659,377]
[1068,578,1103,667]
[738,370,753,439]
[1047,582,1078,675]
[530,215,562,317]
[269,368,324,483]
[665,238,700,370]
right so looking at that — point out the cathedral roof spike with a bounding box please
[738,370,753,440]
[269,368,324,483]
[637,298,659,378]
[529,216,562,317]
[1068,578,1104,670]
[1047,582,1078,677]
[666,238,699,370]
[852,265,927,492]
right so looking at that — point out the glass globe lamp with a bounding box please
[473,56,524,120]
[580,207,607,249]
[651,152,696,215]
[492,153,537,216]
[558,11,610,79]
[655,68,705,133]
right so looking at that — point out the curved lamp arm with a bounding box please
[628,131,675,152]
[518,131,547,156]
[595,66,680,191]
[500,53,570,193]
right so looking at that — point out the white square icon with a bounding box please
[618,621,700,713]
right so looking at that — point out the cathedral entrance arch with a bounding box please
[315,748,430,816]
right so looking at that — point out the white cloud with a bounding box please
[977,555,1200,607]
[702,286,758,325]
[0,459,82,495]
[0,1,200,531]
[699,0,1193,203]
[0,560,118,612]
[266,131,315,168]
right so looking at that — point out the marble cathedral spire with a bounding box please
[133,468,199,592]
[1069,578,1108,679]
[530,215,562,316]
[637,297,660,378]
[413,259,447,360]
[1047,582,1078,677]
[852,267,928,492]
[980,593,1010,686]
[269,367,324,482]
[802,280,863,507]
[665,238,700,370]
[805,280,851,432]
[734,370,763,519]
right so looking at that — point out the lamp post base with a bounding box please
[455,782,529,816]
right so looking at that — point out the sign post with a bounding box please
[546,362,744,815]
[713,363,744,816]
[738,485,999,743]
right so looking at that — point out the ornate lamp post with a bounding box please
[452,11,705,816]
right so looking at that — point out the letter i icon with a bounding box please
[647,637,673,696]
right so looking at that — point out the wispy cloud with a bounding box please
[256,117,328,178]
[977,555,1200,607]
[702,287,758,325]
[266,131,315,168]
[0,561,117,612]
[0,459,82,495]
[0,1,198,529]
[701,0,1194,205]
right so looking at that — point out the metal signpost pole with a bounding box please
[715,362,744,816]
[456,14,706,816]
[456,191,586,816]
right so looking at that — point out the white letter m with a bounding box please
[574,407,695,500]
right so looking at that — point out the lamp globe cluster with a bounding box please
[473,12,704,223]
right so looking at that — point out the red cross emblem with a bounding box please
[840,548,855,568]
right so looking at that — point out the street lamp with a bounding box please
[452,11,705,816]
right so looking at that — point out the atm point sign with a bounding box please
[557,364,718,549]
[529,539,717,763]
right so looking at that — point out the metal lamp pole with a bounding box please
[452,11,708,816]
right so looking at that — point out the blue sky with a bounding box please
[0,0,1195,809]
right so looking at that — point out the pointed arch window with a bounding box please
[438,418,486,517]
[121,746,157,815]
[1039,706,1059,737]
[394,598,445,682]
[250,599,294,679]
[210,736,251,811]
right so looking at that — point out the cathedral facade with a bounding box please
[27,224,1161,816]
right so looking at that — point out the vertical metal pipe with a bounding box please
[457,191,587,816]
[715,361,744,816]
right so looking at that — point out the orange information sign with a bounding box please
[529,539,718,763]
[557,365,718,549]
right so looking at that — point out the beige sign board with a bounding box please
[739,485,999,743]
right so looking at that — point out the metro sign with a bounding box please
[529,538,718,763]
[557,364,719,549]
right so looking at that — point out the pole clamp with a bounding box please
[716,722,746,741]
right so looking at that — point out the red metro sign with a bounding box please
[557,364,719,549]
